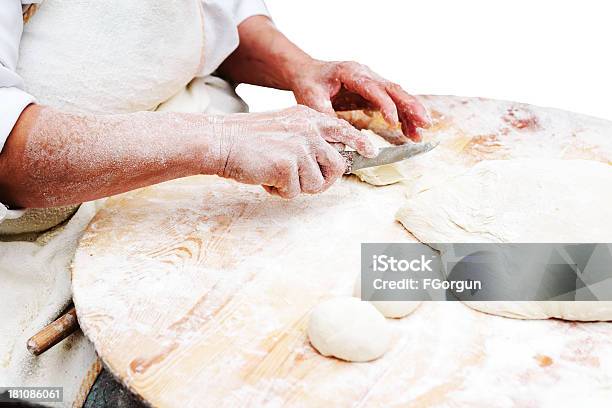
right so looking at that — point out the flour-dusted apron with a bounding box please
[1,2,247,406]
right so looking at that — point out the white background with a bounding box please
[238,0,612,121]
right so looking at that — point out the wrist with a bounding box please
[170,113,225,176]
[189,113,236,177]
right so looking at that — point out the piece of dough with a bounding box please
[354,129,408,186]
[353,275,422,318]
[396,159,612,321]
[307,297,392,362]
[335,112,408,186]
[337,128,407,186]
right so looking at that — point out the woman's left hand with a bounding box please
[291,60,431,142]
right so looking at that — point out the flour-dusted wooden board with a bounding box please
[73,96,612,407]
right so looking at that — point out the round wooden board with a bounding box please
[73,96,612,407]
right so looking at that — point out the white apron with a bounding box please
[1,1,247,406]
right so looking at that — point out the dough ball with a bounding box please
[308,297,392,362]
[353,275,422,318]
[370,301,421,318]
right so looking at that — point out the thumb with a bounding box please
[295,87,336,117]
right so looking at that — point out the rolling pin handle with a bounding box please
[26,307,80,356]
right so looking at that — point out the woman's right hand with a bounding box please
[213,105,376,199]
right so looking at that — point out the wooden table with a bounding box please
[72,96,612,407]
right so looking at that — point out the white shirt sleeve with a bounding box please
[0,1,36,153]
[200,0,270,76]
[231,0,270,25]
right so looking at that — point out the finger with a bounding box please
[400,116,421,142]
[321,121,377,158]
[274,161,301,199]
[386,84,431,130]
[342,78,399,127]
[329,141,345,151]
[298,156,326,194]
[314,142,347,190]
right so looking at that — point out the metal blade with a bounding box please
[349,141,438,173]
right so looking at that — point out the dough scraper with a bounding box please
[340,141,438,174]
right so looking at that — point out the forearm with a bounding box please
[217,15,314,90]
[218,15,430,142]
[0,105,221,208]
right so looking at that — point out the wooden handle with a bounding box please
[339,150,355,174]
[27,307,79,356]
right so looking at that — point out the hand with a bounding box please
[291,60,431,142]
[213,106,376,199]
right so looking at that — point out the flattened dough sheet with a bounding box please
[345,96,612,321]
